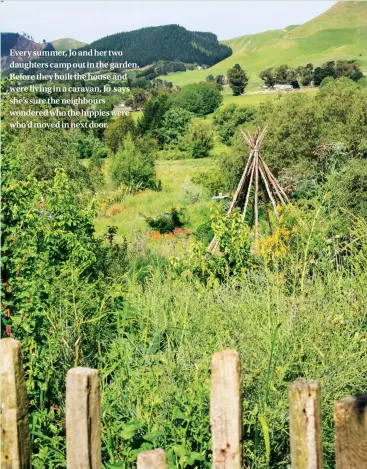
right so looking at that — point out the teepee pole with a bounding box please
[262,160,290,204]
[262,187,272,233]
[258,159,279,216]
[242,157,256,221]
[227,149,254,216]
[254,150,259,245]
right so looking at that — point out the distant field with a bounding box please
[221,86,318,106]
[222,86,317,106]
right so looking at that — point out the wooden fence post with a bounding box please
[66,367,101,469]
[210,350,242,469]
[137,449,169,469]
[334,395,367,469]
[288,379,323,469]
[0,338,31,469]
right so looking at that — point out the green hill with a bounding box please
[40,25,231,71]
[51,38,87,51]
[84,25,231,67]
[165,1,367,88]
[290,1,367,38]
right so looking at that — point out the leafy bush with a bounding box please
[172,82,222,116]
[105,114,137,154]
[145,208,185,234]
[5,128,92,191]
[110,135,158,191]
[320,76,335,88]
[76,131,108,159]
[213,104,256,145]
[195,220,214,244]
[137,93,171,139]
[160,107,194,149]
[185,118,214,158]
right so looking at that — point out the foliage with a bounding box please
[110,134,158,191]
[1,164,127,467]
[256,78,367,171]
[259,68,277,88]
[313,60,361,86]
[328,159,367,224]
[160,107,194,149]
[259,60,362,88]
[137,93,171,138]
[172,82,222,116]
[105,114,137,154]
[145,208,185,234]
[213,104,256,145]
[227,64,249,96]
[76,131,108,159]
[4,129,93,192]
[185,119,214,158]
[125,88,150,110]
[296,63,314,86]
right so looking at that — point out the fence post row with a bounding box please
[1,338,366,468]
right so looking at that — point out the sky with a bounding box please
[1,1,336,43]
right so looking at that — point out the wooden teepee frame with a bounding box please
[208,127,289,252]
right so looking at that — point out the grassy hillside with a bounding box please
[164,1,367,89]
[51,38,87,50]
[290,1,367,38]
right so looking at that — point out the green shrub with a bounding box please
[185,118,214,158]
[213,104,256,145]
[105,114,137,154]
[145,208,185,233]
[160,107,194,149]
[158,149,188,160]
[110,134,158,191]
[172,82,222,116]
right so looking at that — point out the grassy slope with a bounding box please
[51,38,87,50]
[95,158,215,242]
[290,1,367,37]
[164,1,367,89]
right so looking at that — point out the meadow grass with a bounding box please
[95,158,215,243]
[99,251,367,468]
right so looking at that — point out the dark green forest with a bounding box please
[18,25,232,73]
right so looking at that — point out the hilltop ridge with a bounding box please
[51,38,87,51]
[165,1,367,87]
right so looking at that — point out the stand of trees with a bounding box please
[259,60,363,88]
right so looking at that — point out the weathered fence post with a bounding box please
[334,395,367,469]
[66,367,101,469]
[137,449,169,469]
[288,379,323,469]
[210,350,242,469]
[0,338,31,469]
